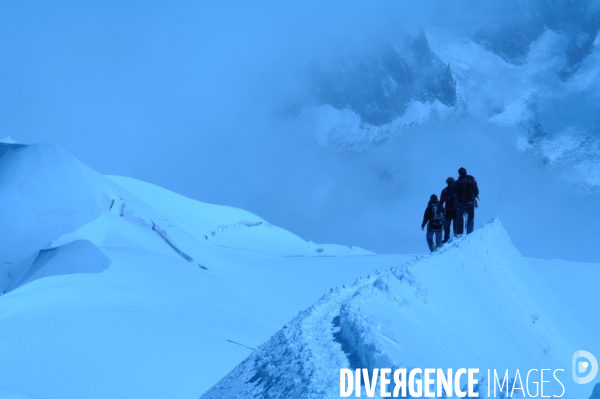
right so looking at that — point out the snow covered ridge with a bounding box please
[0,142,370,294]
[200,218,596,399]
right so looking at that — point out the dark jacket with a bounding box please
[455,174,479,204]
[421,200,445,232]
[440,186,456,210]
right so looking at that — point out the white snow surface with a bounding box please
[0,142,392,398]
[0,142,598,398]
[107,175,373,257]
[202,219,599,399]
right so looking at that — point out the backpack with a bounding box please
[443,187,456,208]
[429,203,445,230]
[457,176,477,202]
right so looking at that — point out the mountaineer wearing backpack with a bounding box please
[440,177,457,243]
[421,194,445,252]
[453,167,479,235]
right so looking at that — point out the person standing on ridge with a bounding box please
[440,177,457,243]
[421,194,445,252]
[454,167,479,235]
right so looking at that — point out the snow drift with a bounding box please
[7,239,111,292]
[201,218,595,398]
[0,143,104,269]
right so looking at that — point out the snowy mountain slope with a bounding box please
[300,20,600,193]
[302,30,456,153]
[107,175,373,257]
[311,30,456,127]
[0,141,371,293]
[0,141,404,398]
[201,219,599,399]
[0,246,412,399]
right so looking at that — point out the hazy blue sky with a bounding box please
[2,1,599,261]
[1,1,411,184]
[0,1,432,241]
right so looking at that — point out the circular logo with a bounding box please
[572,350,598,384]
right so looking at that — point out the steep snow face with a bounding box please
[7,239,110,292]
[0,143,107,292]
[201,219,598,399]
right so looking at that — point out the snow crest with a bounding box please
[201,218,591,398]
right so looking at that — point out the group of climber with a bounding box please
[421,167,479,252]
